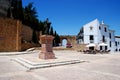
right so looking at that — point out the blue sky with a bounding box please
[22,0,120,36]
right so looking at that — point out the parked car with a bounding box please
[66,43,72,48]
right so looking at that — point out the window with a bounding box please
[110,41,111,47]
[115,41,117,46]
[90,26,93,30]
[105,46,107,50]
[102,36,105,42]
[99,26,101,30]
[89,35,94,43]
[100,46,102,50]
[90,35,94,40]
[109,33,111,39]
[104,27,107,32]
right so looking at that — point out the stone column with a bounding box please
[39,35,55,59]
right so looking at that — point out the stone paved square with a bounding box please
[0,50,120,80]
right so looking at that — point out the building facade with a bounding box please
[76,19,120,52]
[0,18,36,52]
[115,36,120,52]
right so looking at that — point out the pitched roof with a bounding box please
[83,19,99,27]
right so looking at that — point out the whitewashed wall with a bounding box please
[115,37,120,52]
[83,19,99,44]
[77,19,117,52]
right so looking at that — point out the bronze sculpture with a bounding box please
[44,18,51,35]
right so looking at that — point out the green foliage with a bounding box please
[7,1,60,45]
[53,31,60,46]
[22,2,38,29]
[11,0,23,20]
[23,2,37,20]
[32,30,38,43]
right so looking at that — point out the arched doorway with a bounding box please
[62,39,67,47]
[60,35,76,48]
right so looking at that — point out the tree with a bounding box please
[32,30,38,43]
[38,21,44,31]
[11,0,23,20]
[9,1,60,44]
[22,2,38,29]
[24,2,37,19]
[54,31,57,36]
[22,2,41,43]
[55,33,60,46]
[53,31,60,46]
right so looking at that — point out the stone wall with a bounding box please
[60,35,76,48]
[0,18,36,52]
[75,44,87,52]
[21,43,40,51]
[22,25,33,42]
[0,18,21,51]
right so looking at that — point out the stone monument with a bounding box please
[39,18,55,59]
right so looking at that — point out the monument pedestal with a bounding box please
[39,35,55,59]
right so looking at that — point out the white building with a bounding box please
[76,19,120,52]
[115,36,120,52]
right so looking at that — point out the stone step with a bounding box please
[12,58,32,70]
[12,58,85,70]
